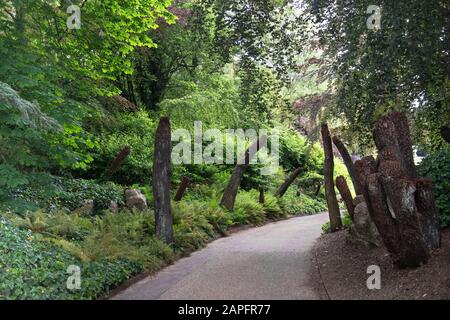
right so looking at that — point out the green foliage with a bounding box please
[172,197,233,245]
[418,148,450,228]
[3,175,124,214]
[0,82,61,188]
[5,210,93,241]
[128,0,224,109]
[0,0,175,90]
[202,198,234,235]
[173,201,216,252]
[160,73,242,129]
[81,216,174,271]
[85,111,157,185]
[201,0,304,82]
[277,188,327,216]
[304,0,449,151]
[0,0,372,301]
[0,82,98,197]
[279,129,309,171]
[1,177,329,300]
[0,0,174,188]
[238,64,290,125]
[0,217,142,300]
[262,193,285,219]
[233,190,266,225]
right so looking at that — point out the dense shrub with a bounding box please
[1,183,328,300]
[233,190,266,225]
[172,198,233,249]
[2,176,124,214]
[279,130,309,171]
[418,148,450,228]
[159,73,242,131]
[4,209,174,270]
[277,187,327,215]
[0,217,142,300]
[172,201,216,252]
[5,210,93,241]
[0,82,95,193]
[262,193,285,219]
[84,111,156,185]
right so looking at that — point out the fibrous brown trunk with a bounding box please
[259,188,265,204]
[275,167,303,198]
[332,136,362,195]
[388,112,417,178]
[220,135,267,211]
[335,176,355,221]
[441,126,450,144]
[315,183,321,196]
[152,117,173,244]
[415,180,441,250]
[380,176,429,268]
[174,176,191,202]
[355,112,441,269]
[104,146,131,180]
[321,124,342,232]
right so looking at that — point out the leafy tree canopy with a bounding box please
[301,0,449,151]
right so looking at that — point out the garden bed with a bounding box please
[313,228,450,300]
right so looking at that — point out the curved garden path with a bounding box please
[111,213,328,300]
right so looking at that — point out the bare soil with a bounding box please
[313,228,450,300]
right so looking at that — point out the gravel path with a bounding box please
[111,213,329,300]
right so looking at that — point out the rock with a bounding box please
[349,200,382,247]
[353,195,365,206]
[74,199,94,215]
[125,189,147,211]
[109,201,119,214]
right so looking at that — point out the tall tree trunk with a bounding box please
[335,176,355,221]
[415,180,441,250]
[332,136,362,195]
[315,183,322,196]
[152,117,173,244]
[126,75,138,106]
[103,146,131,180]
[388,112,417,178]
[174,176,191,202]
[259,187,265,204]
[381,176,430,268]
[355,112,441,269]
[221,135,267,211]
[275,167,303,198]
[441,126,450,144]
[321,124,342,231]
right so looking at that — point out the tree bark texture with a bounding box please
[275,167,303,198]
[152,117,173,244]
[321,124,342,231]
[259,188,265,204]
[104,145,131,180]
[355,112,441,268]
[174,176,191,202]
[221,135,267,211]
[335,176,355,221]
[332,136,362,195]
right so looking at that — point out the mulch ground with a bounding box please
[312,228,450,300]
